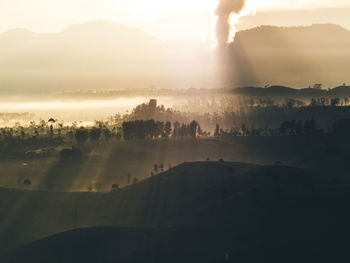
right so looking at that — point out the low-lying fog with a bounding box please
[0,96,182,126]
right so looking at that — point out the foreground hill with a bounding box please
[0,160,347,259]
[2,159,350,263]
[3,216,350,263]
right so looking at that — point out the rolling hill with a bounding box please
[0,160,347,259]
[1,161,349,262]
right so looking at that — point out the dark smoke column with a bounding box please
[215,0,246,46]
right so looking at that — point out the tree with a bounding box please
[313,83,322,90]
[304,119,317,135]
[47,183,55,191]
[189,120,199,137]
[127,173,131,184]
[197,125,203,136]
[104,128,112,141]
[24,179,31,187]
[155,121,164,138]
[49,125,54,137]
[173,121,180,137]
[180,123,188,137]
[111,184,119,192]
[89,127,102,143]
[122,122,134,140]
[279,121,289,135]
[310,98,318,106]
[164,121,172,138]
[241,124,247,136]
[48,118,56,137]
[296,121,303,135]
[289,120,296,135]
[60,147,83,160]
[214,124,220,137]
[331,98,340,107]
[285,99,296,108]
[159,162,164,172]
[75,127,89,146]
[154,164,158,173]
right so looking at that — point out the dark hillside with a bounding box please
[3,183,350,263]
[0,160,345,259]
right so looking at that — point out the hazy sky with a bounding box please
[1,0,350,40]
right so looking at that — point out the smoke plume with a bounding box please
[215,0,246,46]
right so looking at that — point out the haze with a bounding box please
[1,0,350,122]
[1,0,350,40]
[1,1,350,262]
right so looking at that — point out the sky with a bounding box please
[1,0,350,40]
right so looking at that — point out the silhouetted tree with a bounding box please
[331,98,340,107]
[180,123,188,137]
[48,118,55,137]
[189,120,199,137]
[296,121,303,135]
[104,128,112,141]
[111,184,119,192]
[304,119,317,135]
[24,179,31,187]
[164,121,172,138]
[155,121,164,138]
[89,127,102,143]
[75,127,89,147]
[49,125,54,137]
[214,124,220,137]
[173,121,180,137]
[60,147,82,160]
[241,124,247,136]
[127,173,131,184]
[285,98,296,108]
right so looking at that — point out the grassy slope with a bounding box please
[0,160,344,257]
[1,135,348,192]
[1,161,350,262]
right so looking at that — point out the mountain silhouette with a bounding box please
[0,22,349,92]
[226,24,350,87]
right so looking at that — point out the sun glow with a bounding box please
[230,0,256,39]
[209,0,256,47]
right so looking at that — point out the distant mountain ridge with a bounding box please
[232,85,350,97]
[0,20,161,56]
[235,24,350,45]
[0,22,349,92]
